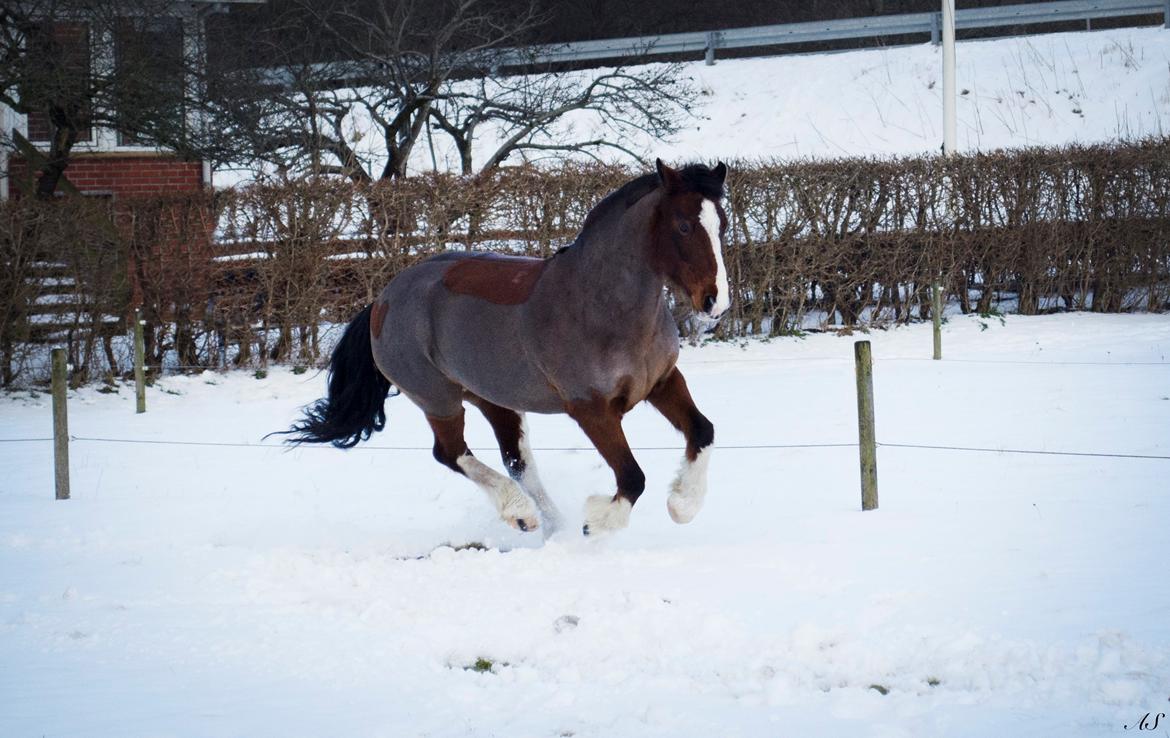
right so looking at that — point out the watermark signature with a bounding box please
[1124,712,1166,732]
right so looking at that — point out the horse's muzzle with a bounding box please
[693,309,724,334]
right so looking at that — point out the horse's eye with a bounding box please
[678,221,691,235]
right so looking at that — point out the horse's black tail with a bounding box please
[278,304,391,449]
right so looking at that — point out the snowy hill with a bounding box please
[654,26,1170,162]
[218,25,1170,185]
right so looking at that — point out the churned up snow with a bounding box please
[2,313,1168,736]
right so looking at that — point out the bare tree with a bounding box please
[211,0,696,182]
[211,0,548,182]
[427,63,696,176]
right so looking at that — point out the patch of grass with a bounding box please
[465,657,496,673]
[292,365,307,375]
[926,677,941,687]
[253,369,268,380]
[978,308,1007,325]
[773,327,807,339]
[450,541,488,552]
[97,384,118,394]
[868,684,889,695]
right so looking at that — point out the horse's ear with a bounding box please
[656,158,683,192]
[713,161,728,186]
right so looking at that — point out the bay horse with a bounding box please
[282,159,730,536]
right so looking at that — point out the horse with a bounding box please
[280,159,730,536]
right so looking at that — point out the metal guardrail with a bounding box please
[256,0,1169,86]
[500,0,1169,67]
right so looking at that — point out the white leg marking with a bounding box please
[700,199,730,317]
[667,446,711,524]
[456,455,539,532]
[516,415,564,535]
[583,495,632,535]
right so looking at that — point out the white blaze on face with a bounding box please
[699,199,730,317]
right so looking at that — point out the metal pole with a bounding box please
[704,31,717,65]
[942,0,957,155]
[939,0,957,359]
[854,341,879,511]
[51,348,70,500]
[1164,0,1169,29]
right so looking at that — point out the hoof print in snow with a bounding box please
[554,614,579,633]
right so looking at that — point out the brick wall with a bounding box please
[7,153,204,198]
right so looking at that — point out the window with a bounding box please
[24,22,94,144]
[114,17,185,146]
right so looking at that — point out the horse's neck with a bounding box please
[553,199,665,323]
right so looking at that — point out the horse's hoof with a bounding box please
[582,494,632,535]
[498,482,539,532]
[540,512,565,540]
[667,449,710,524]
[667,492,702,524]
[506,514,539,532]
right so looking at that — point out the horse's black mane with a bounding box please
[568,163,725,248]
[615,162,725,208]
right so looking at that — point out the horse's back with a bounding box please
[370,252,564,414]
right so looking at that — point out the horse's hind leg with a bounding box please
[466,395,565,535]
[646,367,715,524]
[427,408,540,533]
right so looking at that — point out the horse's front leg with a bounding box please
[566,397,644,536]
[647,367,714,524]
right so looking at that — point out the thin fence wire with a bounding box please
[877,442,1170,460]
[888,358,1170,367]
[682,356,1170,366]
[61,435,859,453]
[2,433,1166,461]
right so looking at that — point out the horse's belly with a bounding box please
[434,299,564,414]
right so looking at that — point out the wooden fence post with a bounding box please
[134,309,146,414]
[51,348,70,500]
[854,340,878,511]
[932,283,943,360]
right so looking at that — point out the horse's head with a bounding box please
[648,159,730,320]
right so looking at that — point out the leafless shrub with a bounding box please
[4,138,1168,386]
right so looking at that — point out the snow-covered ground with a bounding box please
[217,25,1170,185]
[2,313,1168,736]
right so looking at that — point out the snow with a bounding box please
[667,26,1170,160]
[215,25,1170,186]
[2,313,1169,736]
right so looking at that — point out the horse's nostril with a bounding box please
[703,295,716,313]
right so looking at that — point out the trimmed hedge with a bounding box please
[3,138,1167,384]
